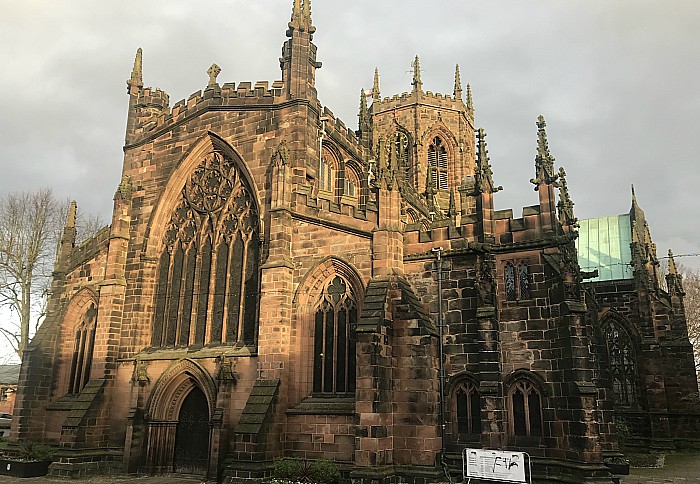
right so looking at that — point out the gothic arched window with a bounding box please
[395,132,411,186]
[344,169,358,198]
[153,151,260,348]
[453,380,481,438]
[69,303,97,394]
[505,263,517,301]
[602,320,637,405]
[518,264,530,300]
[509,379,543,437]
[319,149,336,194]
[428,136,448,190]
[313,276,358,396]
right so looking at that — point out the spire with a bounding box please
[453,64,462,100]
[66,200,77,229]
[475,128,501,194]
[556,167,577,228]
[127,47,143,94]
[412,55,422,92]
[359,89,370,132]
[372,67,381,102]
[668,249,678,275]
[530,115,558,189]
[466,83,474,115]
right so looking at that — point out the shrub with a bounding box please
[309,459,341,484]
[19,441,54,461]
[273,457,304,480]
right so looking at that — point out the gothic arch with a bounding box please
[57,288,99,396]
[144,131,261,259]
[147,358,218,421]
[598,310,640,406]
[293,257,365,308]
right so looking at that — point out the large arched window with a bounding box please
[602,319,637,405]
[68,303,97,394]
[509,379,543,438]
[153,150,260,348]
[313,276,358,396]
[452,379,481,440]
[428,136,448,190]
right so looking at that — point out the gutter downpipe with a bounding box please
[433,247,450,480]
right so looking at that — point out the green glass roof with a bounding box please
[576,214,633,282]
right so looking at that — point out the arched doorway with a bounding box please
[173,387,210,474]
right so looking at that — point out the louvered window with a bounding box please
[428,137,448,190]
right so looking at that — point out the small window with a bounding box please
[428,137,448,190]
[505,262,530,301]
[454,380,481,438]
[395,132,411,186]
[344,171,358,198]
[320,150,335,193]
[505,264,517,301]
[509,380,543,438]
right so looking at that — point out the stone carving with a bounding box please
[207,63,221,86]
[217,355,237,383]
[271,139,290,167]
[132,358,149,385]
[530,115,559,189]
[476,253,496,307]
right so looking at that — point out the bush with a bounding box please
[19,441,54,461]
[309,459,341,484]
[273,457,304,480]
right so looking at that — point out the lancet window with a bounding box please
[313,276,358,396]
[395,132,411,186]
[319,149,336,194]
[428,136,448,190]
[68,303,97,394]
[602,319,637,405]
[453,379,481,438]
[509,379,543,437]
[152,151,260,348]
[505,262,530,301]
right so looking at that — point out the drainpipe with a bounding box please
[432,247,448,469]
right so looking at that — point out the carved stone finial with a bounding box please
[530,115,558,190]
[207,63,221,86]
[372,67,381,102]
[668,249,678,275]
[466,83,474,115]
[412,55,422,92]
[475,128,502,194]
[359,89,370,132]
[454,64,462,100]
[666,249,685,297]
[66,200,77,229]
[127,47,143,93]
[447,188,457,219]
[556,167,577,228]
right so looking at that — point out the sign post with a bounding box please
[463,448,531,484]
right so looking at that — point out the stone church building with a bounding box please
[11,1,699,482]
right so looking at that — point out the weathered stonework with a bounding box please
[11,1,699,483]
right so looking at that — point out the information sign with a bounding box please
[463,448,528,483]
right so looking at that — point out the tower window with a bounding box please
[428,137,448,190]
[505,262,531,301]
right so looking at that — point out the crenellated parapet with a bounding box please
[126,79,288,146]
[372,90,470,118]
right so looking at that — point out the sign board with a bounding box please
[463,448,528,483]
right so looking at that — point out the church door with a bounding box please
[173,387,210,474]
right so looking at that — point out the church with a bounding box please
[11,1,699,482]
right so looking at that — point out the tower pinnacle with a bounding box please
[289,0,314,33]
[372,67,381,102]
[466,83,474,115]
[127,47,143,94]
[454,64,462,100]
[530,115,558,189]
[412,55,422,92]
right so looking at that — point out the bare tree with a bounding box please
[0,189,105,360]
[681,266,700,373]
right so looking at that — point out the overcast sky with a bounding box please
[1,0,699,271]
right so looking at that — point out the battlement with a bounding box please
[128,80,286,144]
[373,89,468,115]
[321,106,363,152]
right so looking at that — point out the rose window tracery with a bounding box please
[153,150,260,349]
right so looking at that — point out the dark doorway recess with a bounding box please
[173,387,209,474]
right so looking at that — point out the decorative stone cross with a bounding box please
[208,63,221,86]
